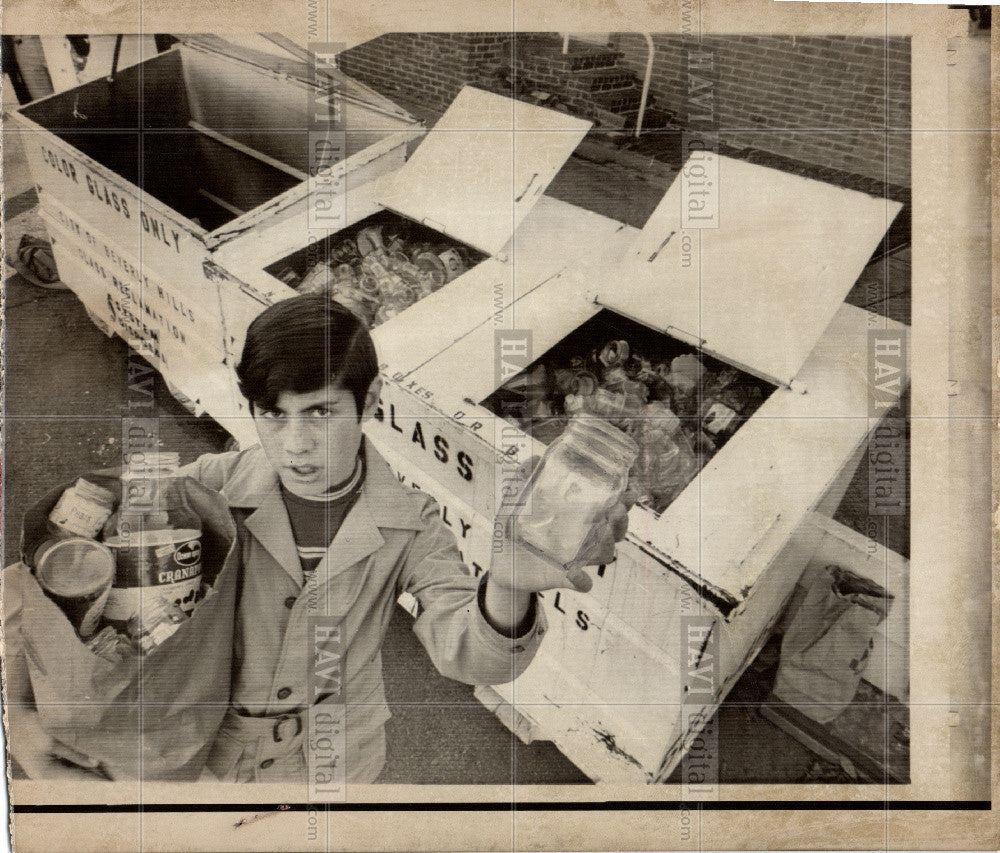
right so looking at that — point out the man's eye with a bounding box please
[258,409,282,420]
[310,407,331,418]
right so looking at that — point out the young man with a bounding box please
[183,294,627,784]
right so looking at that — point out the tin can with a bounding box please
[35,537,115,638]
[102,528,202,627]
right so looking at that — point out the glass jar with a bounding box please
[296,262,334,296]
[101,452,203,627]
[47,478,116,540]
[514,415,637,567]
[564,388,645,426]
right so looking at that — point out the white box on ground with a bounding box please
[11,36,421,446]
[366,155,907,782]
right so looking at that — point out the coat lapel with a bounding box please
[220,450,301,587]
[223,442,431,592]
[312,492,385,586]
[243,490,302,587]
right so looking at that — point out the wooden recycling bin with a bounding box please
[367,154,907,782]
[10,36,421,447]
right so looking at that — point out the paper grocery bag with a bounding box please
[8,470,242,780]
[773,563,893,724]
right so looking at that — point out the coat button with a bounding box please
[260,758,274,769]
[284,596,296,609]
[277,687,292,700]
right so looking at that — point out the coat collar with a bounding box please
[225,440,427,588]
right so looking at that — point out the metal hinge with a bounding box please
[664,325,705,349]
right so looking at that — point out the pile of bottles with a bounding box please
[32,453,203,661]
[493,338,767,513]
[273,220,476,328]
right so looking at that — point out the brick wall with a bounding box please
[612,34,910,189]
[339,33,512,112]
[339,33,910,190]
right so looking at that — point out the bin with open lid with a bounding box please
[221,85,599,375]
[10,35,421,444]
[366,153,907,782]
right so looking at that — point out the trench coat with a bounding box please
[182,441,545,785]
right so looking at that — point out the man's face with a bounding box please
[253,378,380,498]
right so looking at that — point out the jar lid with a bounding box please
[72,478,116,506]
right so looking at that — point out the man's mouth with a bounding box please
[286,464,320,477]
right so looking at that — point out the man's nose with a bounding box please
[282,417,315,454]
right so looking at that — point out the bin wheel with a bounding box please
[9,234,66,290]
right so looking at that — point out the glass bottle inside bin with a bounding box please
[514,416,637,567]
[564,388,645,426]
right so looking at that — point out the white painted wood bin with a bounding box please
[366,155,908,782]
[11,37,422,448]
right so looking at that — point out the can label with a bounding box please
[103,529,202,623]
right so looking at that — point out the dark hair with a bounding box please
[236,294,379,418]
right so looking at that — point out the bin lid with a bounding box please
[597,154,903,387]
[376,86,592,257]
[181,35,418,124]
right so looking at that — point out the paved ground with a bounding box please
[3,115,906,784]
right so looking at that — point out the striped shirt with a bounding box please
[280,454,365,578]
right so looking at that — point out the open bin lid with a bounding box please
[181,34,418,123]
[597,155,903,387]
[376,86,592,257]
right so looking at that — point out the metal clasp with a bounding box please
[272,713,303,743]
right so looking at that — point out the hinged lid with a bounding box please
[180,35,418,124]
[376,86,592,257]
[598,154,902,387]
